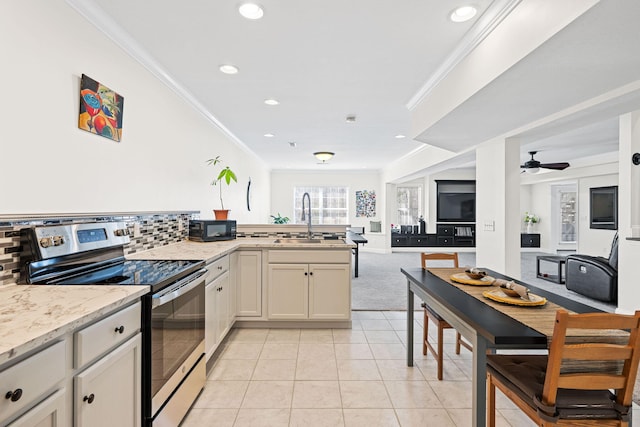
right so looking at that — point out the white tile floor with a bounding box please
[182,311,637,427]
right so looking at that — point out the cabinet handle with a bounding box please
[309,272,313,276]
[114,325,125,334]
[83,393,95,404]
[217,266,223,270]
[304,272,308,276]
[5,389,22,402]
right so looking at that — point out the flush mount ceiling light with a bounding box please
[450,5,477,22]
[314,151,335,163]
[219,64,239,74]
[264,98,279,106]
[263,133,275,138]
[238,3,264,20]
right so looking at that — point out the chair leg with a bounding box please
[437,321,444,381]
[487,372,496,427]
[422,310,428,356]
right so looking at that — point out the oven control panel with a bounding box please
[30,222,131,259]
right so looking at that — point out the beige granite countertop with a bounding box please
[126,237,354,263]
[0,238,352,366]
[0,285,148,365]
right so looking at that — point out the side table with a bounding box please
[536,255,567,284]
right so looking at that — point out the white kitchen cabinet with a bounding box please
[205,255,234,360]
[308,264,351,320]
[267,255,351,320]
[0,341,66,425]
[268,264,309,319]
[7,389,66,427]
[74,333,141,427]
[233,250,262,317]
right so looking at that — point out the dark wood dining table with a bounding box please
[401,267,605,427]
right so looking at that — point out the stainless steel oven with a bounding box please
[19,221,207,427]
[145,269,206,427]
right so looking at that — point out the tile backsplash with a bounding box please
[0,212,193,286]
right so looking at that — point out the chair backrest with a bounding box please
[542,309,640,409]
[421,252,459,269]
[608,232,619,269]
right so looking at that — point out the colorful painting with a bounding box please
[78,74,124,142]
[356,190,376,217]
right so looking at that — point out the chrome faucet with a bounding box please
[301,192,312,239]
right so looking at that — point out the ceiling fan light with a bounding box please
[313,151,335,162]
[525,167,539,174]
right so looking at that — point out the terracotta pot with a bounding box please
[213,209,230,220]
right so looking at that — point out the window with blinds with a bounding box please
[293,187,349,225]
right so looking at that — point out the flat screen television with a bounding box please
[437,193,476,222]
[590,186,617,230]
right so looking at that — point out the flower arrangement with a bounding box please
[524,212,539,224]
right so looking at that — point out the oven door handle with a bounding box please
[152,269,207,308]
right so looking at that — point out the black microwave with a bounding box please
[188,220,236,242]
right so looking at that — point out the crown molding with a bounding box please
[406,0,522,111]
[65,0,259,160]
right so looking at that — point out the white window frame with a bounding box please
[396,184,423,225]
[293,186,349,225]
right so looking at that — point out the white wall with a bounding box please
[1,0,270,222]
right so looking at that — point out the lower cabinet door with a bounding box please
[74,334,141,427]
[7,389,66,427]
[268,264,309,319]
[309,264,350,320]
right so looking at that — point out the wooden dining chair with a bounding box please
[487,309,640,427]
[420,252,471,380]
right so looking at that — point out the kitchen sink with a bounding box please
[273,238,344,244]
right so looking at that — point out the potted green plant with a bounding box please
[270,213,290,224]
[207,156,237,219]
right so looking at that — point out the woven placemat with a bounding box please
[427,268,626,344]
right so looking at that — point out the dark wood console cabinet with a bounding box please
[391,224,475,247]
[521,233,541,248]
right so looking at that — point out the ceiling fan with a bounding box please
[521,151,570,174]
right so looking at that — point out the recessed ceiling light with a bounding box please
[345,115,356,123]
[395,134,406,139]
[239,3,264,20]
[219,64,239,74]
[289,142,297,148]
[450,5,477,22]
[263,133,275,138]
[264,98,279,106]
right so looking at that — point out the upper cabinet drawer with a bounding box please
[0,340,66,422]
[74,302,141,369]
[207,255,230,282]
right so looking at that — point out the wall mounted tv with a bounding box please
[590,185,617,230]
[436,180,476,223]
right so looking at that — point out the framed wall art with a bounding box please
[355,190,376,217]
[78,74,124,142]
